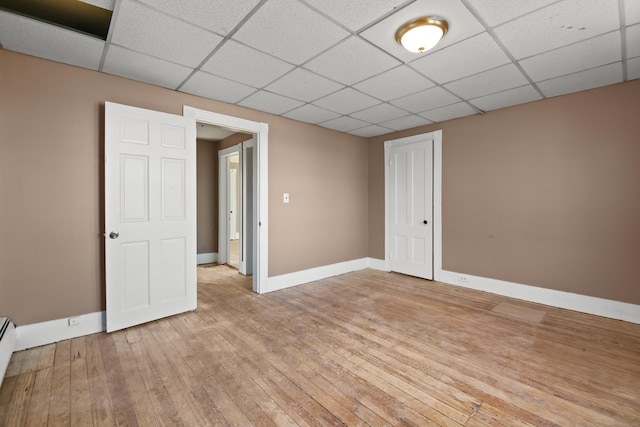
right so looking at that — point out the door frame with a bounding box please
[183,106,268,294]
[218,144,241,270]
[384,130,442,281]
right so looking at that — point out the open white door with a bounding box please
[105,102,196,332]
[387,135,434,280]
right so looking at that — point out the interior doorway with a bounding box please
[185,106,268,294]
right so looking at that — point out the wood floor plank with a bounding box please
[48,340,71,426]
[1,266,639,425]
[84,334,116,426]
[99,332,140,426]
[111,331,161,426]
[1,371,35,426]
[24,366,53,426]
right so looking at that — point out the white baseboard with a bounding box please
[0,319,16,389]
[366,257,388,271]
[197,252,217,265]
[440,271,640,325]
[266,258,371,293]
[15,311,106,351]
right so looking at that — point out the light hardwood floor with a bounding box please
[1,266,639,426]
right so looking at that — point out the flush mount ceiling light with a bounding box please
[395,16,449,53]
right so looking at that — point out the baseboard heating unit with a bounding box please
[0,317,16,388]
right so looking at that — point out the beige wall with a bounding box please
[196,139,217,254]
[0,49,369,325]
[369,79,640,305]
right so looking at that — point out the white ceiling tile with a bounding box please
[465,0,558,27]
[266,68,344,102]
[282,104,341,124]
[103,46,192,89]
[537,62,623,97]
[469,85,542,111]
[410,32,511,84]
[420,102,477,122]
[444,64,529,99]
[348,125,394,138]
[520,31,621,82]
[390,86,460,113]
[318,116,370,132]
[350,103,408,123]
[627,57,640,80]
[137,0,261,35]
[494,0,620,59]
[314,88,381,115]
[78,0,114,10]
[0,11,104,70]
[354,66,435,101]
[180,71,256,104]
[305,37,401,85]
[380,114,433,131]
[232,0,349,64]
[201,40,293,88]
[627,24,640,58]
[360,0,485,63]
[301,0,409,31]
[238,91,304,115]
[626,0,640,25]
[111,1,222,67]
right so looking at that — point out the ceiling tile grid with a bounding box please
[314,88,381,115]
[283,104,342,124]
[380,114,433,131]
[318,116,370,132]
[231,0,349,64]
[409,32,511,84]
[300,0,410,32]
[180,71,257,104]
[444,64,530,100]
[265,68,345,102]
[238,90,305,115]
[493,0,620,60]
[469,85,543,112]
[519,31,622,82]
[304,36,401,86]
[537,62,623,97]
[200,40,294,89]
[110,1,223,68]
[0,10,104,71]
[103,45,193,89]
[419,102,478,123]
[627,23,640,59]
[136,0,262,36]
[0,0,637,138]
[353,66,436,101]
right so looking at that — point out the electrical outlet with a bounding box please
[458,275,468,283]
[68,316,81,326]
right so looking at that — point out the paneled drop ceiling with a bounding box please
[0,0,638,138]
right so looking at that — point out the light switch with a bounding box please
[283,193,290,203]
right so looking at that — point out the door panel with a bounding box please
[106,102,196,332]
[389,138,433,279]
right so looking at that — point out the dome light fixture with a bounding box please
[395,16,449,53]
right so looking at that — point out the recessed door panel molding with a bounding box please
[161,158,186,221]
[122,241,151,311]
[161,123,186,149]
[120,154,149,223]
[106,101,196,333]
[161,237,187,301]
[120,117,149,145]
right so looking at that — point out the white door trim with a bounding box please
[218,144,241,269]
[183,106,268,294]
[384,130,442,281]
